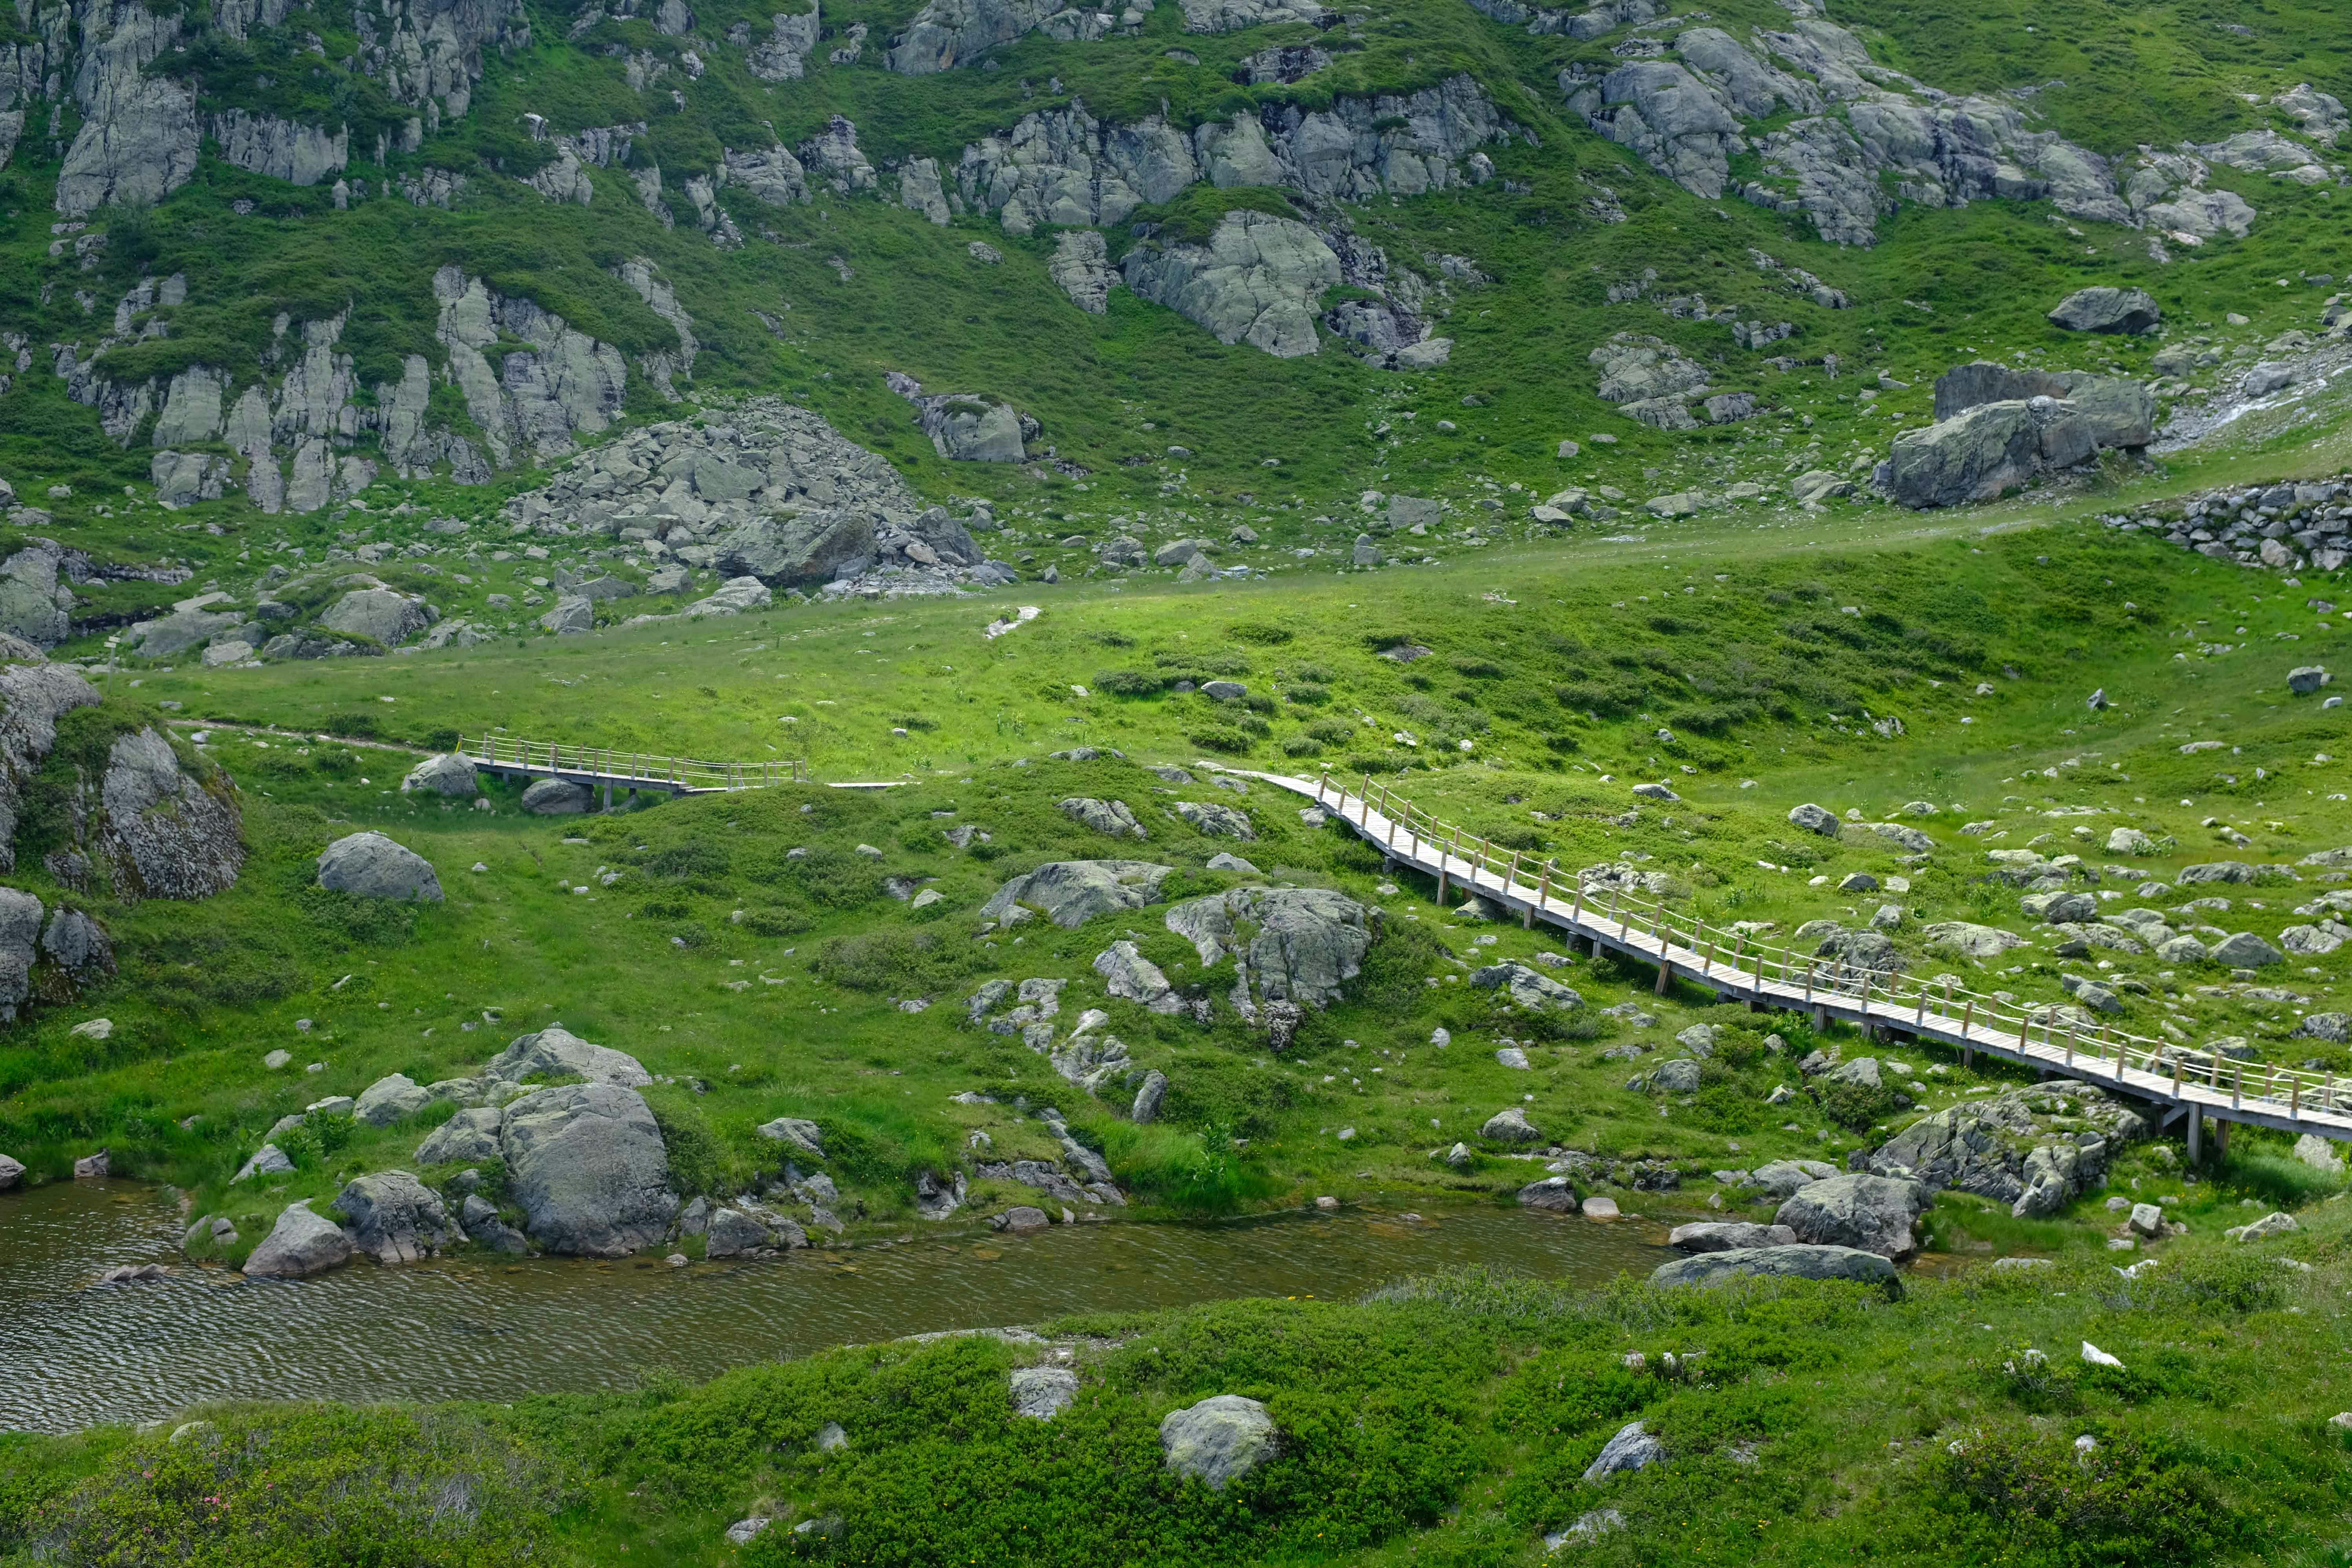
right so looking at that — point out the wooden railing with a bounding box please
[1303,769,2352,1130]
[463,734,809,791]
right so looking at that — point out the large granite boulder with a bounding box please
[982,860,1174,928]
[2047,286,2161,334]
[1160,1395,1278,1489]
[1060,797,1148,840]
[401,753,480,797]
[88,727,244,900]
[416,1106,505,1165]
[1774,1173,1929,1259]
[499,1082,678,1256]
[334,1171,454,1263]
[1649,1244,1898,1289]
[354,1072,434,1126]
[1667,1221,1797,1252]
[483,1026,652,1088]
[1886,401,2040,508]
[1469,960,1584,1011]
[319,586,433,646]
[241,1200,354,1278]
[316,831,442,901]
[1163,886,1374,1008]
[521,778,593,814]
[715,509,877,587]
[1864,1086,2148,1218]
[0,661,103,871]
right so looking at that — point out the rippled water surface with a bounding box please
[0,1180,1670,1432]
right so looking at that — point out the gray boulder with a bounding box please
[521,778,593,815]
[1518,1175,1581,1212]
[499,1082,678,1256]
[234,1143,295,1183]
[1887,401,2040,508]
[685,577,774,618]
[1011,1365,1080,1420]
[416,1106,505,1165]
[1788,802,1840,836]
[460,1192,529,1254]
[1049,229,1114,314]
[334,1171,454,1264]
[87,727,244,900]
[539,595,594,635]
[1095,940,1178,1012]
[756,1116,826,1157]
[40,907,113,988]
[319,586,432,646]
[714,510,877,587]
[1583,1421,1666,1483]
[704,1207,777,1258]
[1163,886,1374,1008]
[1775,1173,1929,1259]
[2178,861,2257,885]
[2047,287,2161,334]
[2289,666,2330,696]
[1923,921,2029,959]
[1649,1244,1898,1289]
[1651,1058,1702,1093]
[1131,1069,1168,1124]
[1482,1106,1543,1143]
[401,753,479,797]
[484,1026,652,1088]
[1160,1395,1278,1489]
[2021,889,2097,924]
[1667,1221,1797,1252]
[983,860,1174,929]
[1470,960,1585,1012]
[1743,1158,1837,1200]
[316,831,443,901]
[1175,800,1254,840]
[241,1200,354,1278]
[0,1152,22,1190]
[354,1073,434,1127]
[1060,797,1148,840]
[2209,931,2283,967]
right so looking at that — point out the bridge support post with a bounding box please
[1654,958,1672,996]
[2215,1116,2230,1160]
[1812,1005,1828,1035]
[2187,1104,2201,1166]
[603,780,612,811]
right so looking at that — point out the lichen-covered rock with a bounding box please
[1863,1087,2148,1218]
[1174,800,1254,840]
[1060,797,1148,840]
[499,1082,679,1256]
[354,1073,434,1127]
[2047,287,2161,335]
[483,1026,652,1088]
[87,728,244,901]
[1470,960,1584,1011]
[1774,1173,1930,1259]
[1163,886,1374,1011]
[1122,212,1343,359]
[1668,1221,1798,1252]
[982,860,1174,928]
[401,753,480,797]
[1160,1395,1277,1489]
[317,831,442,901]
[1049,228,1115,314]
[334,1171,454,1264]
[319,586,434,646]
[1650,1244,1897,1289]
[417,1106,505,1165]
[241,1199,353,1279]
[521,778,593,815]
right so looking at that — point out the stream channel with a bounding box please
[0,1178,1673,1432]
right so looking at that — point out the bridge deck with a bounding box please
[1242,769,2352,1145]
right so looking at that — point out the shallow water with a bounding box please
[0,1180,1671,1432]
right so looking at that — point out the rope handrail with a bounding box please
[1304,769,2350,1128]
[463,734,808,790]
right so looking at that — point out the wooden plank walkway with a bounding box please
[462,734,811,797]
[1241,768,2352,1151]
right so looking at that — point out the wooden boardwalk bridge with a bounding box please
[461,734,836,802]
[1247,768,2352,1156]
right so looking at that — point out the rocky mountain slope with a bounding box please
[0,0,2344,665]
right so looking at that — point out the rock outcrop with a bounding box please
[1862,1086,2149,1218]
[499,1082,678,1256]
[982,861,1174,928]
[80,727,245,900]
[1649,1243,1897,1289]
[1887,365,2156,509]
[334,1171,454,1263]
[1163,885,1374,1011]
[1122,212,1343,359]
[1774,1172,1929,1259]
[316,831,443,901]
